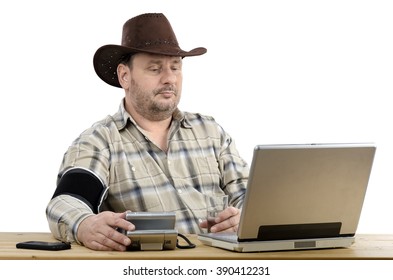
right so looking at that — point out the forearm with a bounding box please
[227,182,247,208]
[220,144,249,208]
[46,194,94,244]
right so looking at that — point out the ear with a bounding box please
[117,64,130,89]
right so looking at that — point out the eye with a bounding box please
[171,64,182,72]
[147,66,162,74]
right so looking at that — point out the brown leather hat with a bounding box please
[93,13,207,88]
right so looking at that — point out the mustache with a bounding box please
[154,86,177,96]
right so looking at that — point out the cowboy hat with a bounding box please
[93,13,207,88]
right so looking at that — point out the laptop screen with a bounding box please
[237,143,376,241]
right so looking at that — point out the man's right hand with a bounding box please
[76,211,135,251]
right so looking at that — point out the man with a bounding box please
[46,13,249,251]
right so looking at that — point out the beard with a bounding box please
[130,78,180,121]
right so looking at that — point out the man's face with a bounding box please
[121,53,183,121]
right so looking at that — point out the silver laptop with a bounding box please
[198,143,376,252]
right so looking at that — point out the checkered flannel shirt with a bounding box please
[46,99,248,243]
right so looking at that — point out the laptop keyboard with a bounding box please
[212,233,238,242]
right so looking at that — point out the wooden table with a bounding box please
[1,232,393,260]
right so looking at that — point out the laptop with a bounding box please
[198,143,376,252]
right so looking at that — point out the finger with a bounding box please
[84,212,133,250]
[199,219,208,229]
[216,207,239,223]
[113,214,136,232]
[218,215,239,232]
[86,232,128,251]
[211,208,241,233]
[101,228,131,251]
[101,224,132,248]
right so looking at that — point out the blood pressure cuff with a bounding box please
[52,168,107,214]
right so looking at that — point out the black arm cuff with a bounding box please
[53,168,106,214]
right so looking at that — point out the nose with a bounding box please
[160,68,178,84]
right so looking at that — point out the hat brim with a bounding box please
[93,44,207,88]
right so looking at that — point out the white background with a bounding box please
[0,0,392,234]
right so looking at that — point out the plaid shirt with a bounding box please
[46,99,248,243]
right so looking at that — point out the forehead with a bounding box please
[133,53,182,64]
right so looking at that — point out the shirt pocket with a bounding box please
[193,156,222,195]
[107,161,163,212]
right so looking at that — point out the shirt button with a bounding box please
[131,166,136,172]
[177,189,182,194]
